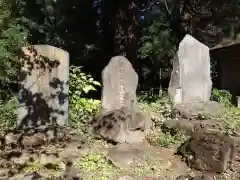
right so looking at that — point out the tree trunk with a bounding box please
[114,0,140,71]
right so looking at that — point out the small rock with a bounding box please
[61,141,80,159]
[46,129,55,142]
[0,169,8,177]
[192,174,216,180]
[115,130,146,144]
[10,152,30,165]
[5,133,19,146]
[21,133,47,148]
[43,145,59,156]
[0,158,6,164]
[57,129,68,141]
[8,172,42,180]
[0,131,4,138]
[0,158,12,168]
[174,101,224,118]
[162,119,216,136]
[118,176,134,180]
[105,143,146,169]
[62,158,81,180]
[39,154,60,167]
[176,174,216,180]
[176,175,192,180]
[90,107,151,144]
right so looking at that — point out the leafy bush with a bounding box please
[209,88,240,135]
[147,130,187,148]
[0,0,29,101]
[69,65,101,133]
[0,96,18,129]
[75,152,117,180]
[138,21,175,62]
[0,1,29,129]
[211,88,232,107]
[138,92,174,125]
[216,106,240,136]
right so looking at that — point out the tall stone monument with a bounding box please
[168,34,212,105]
[18,45,69,128]
[101,56,138,113]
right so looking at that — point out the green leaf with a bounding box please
[93,81,101,86]
[83,85,96,93]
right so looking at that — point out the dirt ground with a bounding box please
[0,125,240,180]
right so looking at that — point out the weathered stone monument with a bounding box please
[168,34,212,105]
[90,56,152,143]
[18,45,69,128]
[101,56,138,113]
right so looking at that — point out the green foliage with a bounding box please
[0,0,29,129]
[69,65,101,133]
[211,88,232,107]
[137,90,161,102]
[0,23,29,78]
[216,107,240,136]
[138,92,174,125]
[147,130,187,148]
[22,159,42,173]
[210,58,219,84]
[0,0,29,100]
[138,92,187,148]
[69,66,101,97]
[75,152,117,180]
[138,21,175,67]
[0,96,17,129]
[138,20,176,87]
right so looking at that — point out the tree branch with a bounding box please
[163,0,171,16]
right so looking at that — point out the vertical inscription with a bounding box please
[119,67,125,106]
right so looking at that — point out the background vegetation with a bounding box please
[0,0,239,134]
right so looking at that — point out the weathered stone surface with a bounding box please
[177,130,236,173]
[10,152,30,165]
[5,133,19,146]
[101,56,138,112]
[18,45,69,128]
[39,154,60,167]
[175,175,192,180]
[105,143,146,169]
[8,172,42,180]
[21,132,47,149]
[162,119,216,136]
[105,142,195,179]
[61,141,80,159]
[168,34,212,105]
[62,157,81,180]
[90,107,151,143]
[118,176,134,180]
[0,125,71,151]
[176,174,216,180]
[173,101,224,118]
